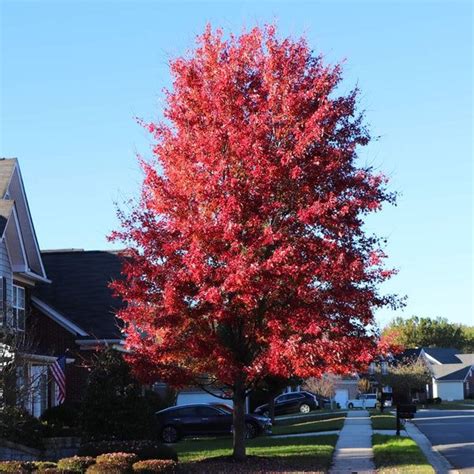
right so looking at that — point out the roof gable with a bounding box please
[0,200,14,238]
[0,158,48,282]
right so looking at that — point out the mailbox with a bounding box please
[397,404,417,419]
[396,404,417,435]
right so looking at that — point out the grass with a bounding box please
[272,414,346,435]
[176,434,338,472]
[372,434,434,474]
[370,412,400,430]
[422,400,474,410]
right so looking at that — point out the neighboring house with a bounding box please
[32,249,126,408]
[0,158,51,416]
[331,376,360,408]
[0,158,127,417]
[418,348,474,401]
[395,347,474,401]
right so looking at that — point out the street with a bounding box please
[412,410,474,472]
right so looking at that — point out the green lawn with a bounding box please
[370,413,400,430]
[272,414,346,435]
[372,434,434,474]
[422,400,474,410]
[176,434,338,472]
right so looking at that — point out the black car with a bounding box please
[254,391,318,417]
[156,403,272,443]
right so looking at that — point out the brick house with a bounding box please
[0,158,125,417]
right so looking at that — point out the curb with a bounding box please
[404,421,459,474]
[271,430,340,439]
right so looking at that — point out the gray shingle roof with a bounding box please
[436,365,472,381]
[0,199,14,237]
[422,348,462,364]
[0,158,17,198]
[34,250,126,339]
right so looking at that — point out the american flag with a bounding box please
[51,355,66,404]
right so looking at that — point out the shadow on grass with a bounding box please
[178,434,338,472]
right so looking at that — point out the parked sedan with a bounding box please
[156,403,272,443]
[254,391,319,417]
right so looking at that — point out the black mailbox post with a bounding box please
[396,404,417,435]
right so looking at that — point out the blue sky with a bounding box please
[0,1,472,327]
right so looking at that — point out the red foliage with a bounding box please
[378,329,405,357]
[110,25,398,393]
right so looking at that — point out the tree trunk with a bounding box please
[232,382,247,461]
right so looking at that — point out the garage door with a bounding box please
[335,389,349,407]
[176,392,234,407]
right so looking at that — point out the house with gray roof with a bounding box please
[0,158,127,417]
[420,348,474,401]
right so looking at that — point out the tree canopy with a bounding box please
[382,316,473,351]
[111,25,398,459]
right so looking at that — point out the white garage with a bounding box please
[334,389,349,407]
[433,381,464,401]
[176,390,234,407]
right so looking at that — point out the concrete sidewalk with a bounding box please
[330,410,375,474]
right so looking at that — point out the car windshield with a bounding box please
[211,403,233,414]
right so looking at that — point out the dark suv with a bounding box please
[155,403,272,443]
[254,391,318,417]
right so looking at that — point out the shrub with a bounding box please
[57,456,95,473]
[96,453,138,466]
[31,461,58,471]
[37,469,75,474]
[40,403,81,436]
[0,406,46,449]
[86,462,130,474]
[77,440,177,461]
[0,461,29,473]
[132,460,178,473]
[80,350,158,440]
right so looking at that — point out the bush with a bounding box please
[0,406,46,449]
[31,462,58,471]
[80,350,158,440]
[78,440,177,461]
[57,456,95,473]
[0,461,29,473]
[96,453,138,466]
[86,462,130,474]
[132,460,178,473]
[40,403,81,436]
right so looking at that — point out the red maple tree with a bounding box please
[111,25,398,459]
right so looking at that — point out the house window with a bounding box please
[381,361,388,375]
[13,285,25,331]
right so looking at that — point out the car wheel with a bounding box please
[161,425,180,443]
[348,403,354,409]
[245,422,257,439]
[299,403,311,414]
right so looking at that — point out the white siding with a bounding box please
[433,381,464,401]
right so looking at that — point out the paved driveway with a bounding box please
[412,410,474,471]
